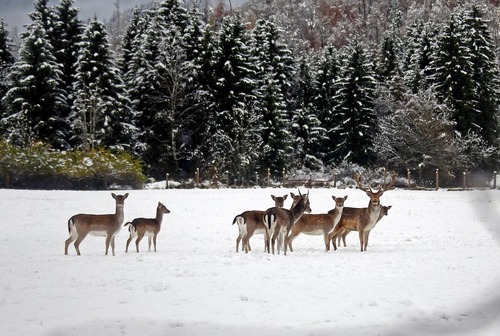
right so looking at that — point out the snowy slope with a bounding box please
[1,187,500,336]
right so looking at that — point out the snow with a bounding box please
[1,187,500,336]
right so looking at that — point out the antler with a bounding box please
[353,173,371,192]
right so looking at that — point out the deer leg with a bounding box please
[73,232,88,256]
[287,231,299,253]
[135,234,144,253]
[324,232,330,252]
[125,235,132,253]
[65,233,77,255]
[148,236,152,251]
[236,235,241,253]
[153,234,157,252]
[110,235,116,256]
[105,234,113,256]
[342,230,348,247]
[364,231,371,251]
[359,230,365,252]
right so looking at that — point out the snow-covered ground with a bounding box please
[1,187,500,336]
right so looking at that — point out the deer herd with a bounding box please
[64,173,395,256]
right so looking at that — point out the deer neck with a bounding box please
[115,205,125,224]
[366,202,381,223]
[291,200,306,222]
[156,209,164,225]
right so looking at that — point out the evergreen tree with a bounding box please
[403,20,437,93]
[71,18,134,151]
[430,10,476,141]
[0,20,15,122]
[252,19,294,174]
[290,55,325,169]
[331,38,377,165]
[187,24,216,174]
[463,4,499,159]
[313,45,341,163]
[124,1,196,178]
[207,15,261,179]
[52,0,84,146]
[2,20,67,148]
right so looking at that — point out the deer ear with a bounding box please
[331,196,336,201]
[271,195,276,201]
[290,192,295,198]
[344,195,348,200]
[283,194,288,200]
[111,193,117,199]
[124,193,129,199]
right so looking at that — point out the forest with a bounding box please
[0,0,499,188]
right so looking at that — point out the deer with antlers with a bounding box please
[334,205,392,249]
[264,190,311,255]
[287,195,348,252]
[232,194,288,253]
[329,173,395,252]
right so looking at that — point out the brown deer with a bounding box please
[335,205,392,248]
[65,193,129,256]
[329,173,395,252]
[232,194,288,253]
[124,202,171,253]
[263,190,311,255]
[287,195,348,252]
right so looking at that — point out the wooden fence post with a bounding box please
[463,171,467,190]
[494,171,497,189]
[435,169,439,190]
[166,173,169,189]
[407,169,411,190]
[267,168,270,188]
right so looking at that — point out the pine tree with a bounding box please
[2,20,67,148]
[403,20,437,93]
[52,0,84,146]
[463,4,499,159]
[207,15,261,179]
[313,45,341,164]
[290,55,325,169]
[331,38,377,165]
[430,10,476,141]
[252,19,294,174]
[71,18,134,151]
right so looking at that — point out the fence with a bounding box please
[163,168,500,190]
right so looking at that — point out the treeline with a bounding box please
[0,0,498,187]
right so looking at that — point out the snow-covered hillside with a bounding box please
[1,187,500,335]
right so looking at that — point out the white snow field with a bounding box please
[1,187,500,336]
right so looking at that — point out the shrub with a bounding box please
[0,139,146,189]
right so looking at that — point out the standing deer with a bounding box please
[124,202,170,253]
[335,205,392,248]
[65,193,129,256]
[232,194,287,253]
[263,190,311,255]
[287,195,348,252]
[329,173,395,252]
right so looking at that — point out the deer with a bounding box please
[232,194,288,253]
[329,173,395,252]
[287,195,348,252]
[263,190,311,255]
[64,193,129,256]
[124,202,171,253]
[335,205,392,248]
